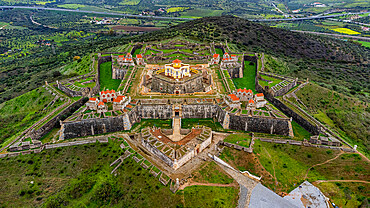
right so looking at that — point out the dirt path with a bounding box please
[313,180,370,184]
[179,181,237,190]
[304,151,344,179]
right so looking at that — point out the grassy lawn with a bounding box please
[224,133,251,148]
[291,121,312,140]
[99,61,121,91]
[183,186,238,208]
[253,140,331,192]
[0,141,184,207]
[60,55,92,75]
[130,119,172,131]
[181,118,227,132]
[259,74,282,88]
[232,61,256,92]
[39,127,59,143]
[223,70,236,91]
[192,161,234,184]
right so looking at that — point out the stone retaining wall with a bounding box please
[0,138,108,159]
[62,116,125,140]
[30,98,86,140]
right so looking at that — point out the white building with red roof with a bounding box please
[211,54,220,65]
[236,88,254,101]
[97,101,107,113]
[224,94,241,109]
[100,89,117,102]
[117,52,134,66]
[86,97,99,110]
[255,93,267,108]
[136,54,145,65]
[112,95,131,111]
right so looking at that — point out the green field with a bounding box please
[258,74,282,88]
[223,133,252,148]
[130,119,172,131]
[183,186,238,208]
[99,61,122,91]
[355,40,370,48]
[294,83,369,157]
[193,161,234,184]
[253,140,369,196]
[232,61,256,93]
[181,118,227,132]
[180,8,224,18]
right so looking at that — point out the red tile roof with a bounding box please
[213,54,219,58]
[237,89,253,94]
[136,54,142,58]
[101,89,116,94]
[118,55,124,58]
[126,52,131,56]
[231,54,236,57]
[249,99,255,104]
[173,59,182,63]
[89,97,97,101]
[228,94,239,101]
[113,95,125,103]
[98,101,104,106]
[256,93,264,97]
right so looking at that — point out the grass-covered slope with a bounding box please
[221,141,369,208]
[0,87,62,148]
[293,83,369,156]
[0,141,183,207]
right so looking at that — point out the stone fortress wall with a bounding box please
[255,54,320,136]
[60,101,292,139]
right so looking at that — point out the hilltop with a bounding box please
[138,16,369,99]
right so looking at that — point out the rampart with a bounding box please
[61,116,125,140]
[30,98,86,140]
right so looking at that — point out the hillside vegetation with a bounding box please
[294,83,369,156]
[0,141,184,207]
[140,16,369,99]
[0,87,62,148]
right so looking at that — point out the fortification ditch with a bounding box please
[30,98,87,140]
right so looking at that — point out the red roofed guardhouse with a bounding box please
[136,54,145,65]
[211,54,220,64]
[86,97,99,110]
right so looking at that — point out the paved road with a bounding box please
[292,30,370,41]
[0,6,194,20]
